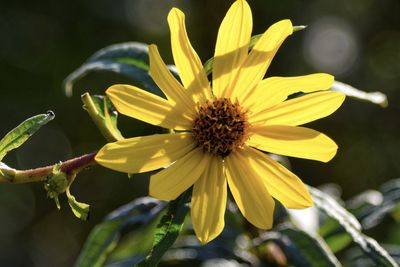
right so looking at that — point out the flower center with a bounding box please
[192,98,249,157]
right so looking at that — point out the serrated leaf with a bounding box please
[311,187,398,267]
[82,93,123,142]
[66,186,90,221]
[137,190,191,267]
[0,111,55,160]
[75,198,165,267]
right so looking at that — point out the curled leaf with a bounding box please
[66,186,90,221]
[82,93,123,142]
[0,111,55,161]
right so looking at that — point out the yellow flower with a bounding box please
[96,0,345,244]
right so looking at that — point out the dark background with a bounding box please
[0,0,399,266]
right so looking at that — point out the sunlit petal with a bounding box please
[148,44,196,116]
[192,156,226,244]
[242,73,334,112]
[168,8,211,102]
[107,84,193,130]
[242,146,313,209]
[225,150,275,229]
[213,0,252,98]
[96,133,195,173]
[150,148,209,200]
[249,91,345,126]
[248,125,338,162]
[231,19,293,101]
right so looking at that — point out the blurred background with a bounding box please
[0,0,399,266]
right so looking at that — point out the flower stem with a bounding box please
[0,151,97,184]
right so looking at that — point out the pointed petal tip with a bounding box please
[148,44,157,51]
[318,73,335,88]
[251,215,274,230]
[284,193,314,209]
[148,186,173,201]
[168,7,184,20]
[321,141,339,163]
[283,180,314,209]
[279,19,293,33]
[195,221,225,245]
[328,91,347,114]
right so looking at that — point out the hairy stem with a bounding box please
[0,151,97,184]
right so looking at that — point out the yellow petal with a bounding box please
[150,148,209,200]
[225,150,275,229]
[231,19,293,101]
[248,125,338,162]
[168,8,211,102]
[95,133,195,173]
[242,146,313,209]
[242,73,334,112]
[249,91,345,126]
[191,156,226,244]
[148,44,196,116]
[213,0,252,98]
[106,84,193,130]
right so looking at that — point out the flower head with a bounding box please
[96,0,345,244]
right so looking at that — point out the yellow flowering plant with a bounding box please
[95,0,344,244]
[0,0,395,266]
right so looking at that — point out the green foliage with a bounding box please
[0,111,54,161]
[82,93,123,142]
[66,185,90,221]
[63,42,164,99]
[75,198,166,267]
[62,39,396,267]
[256,226,341,267]
[136,191,191,267]
[311,187,398,267]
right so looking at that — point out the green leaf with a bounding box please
[86,42,149,66]
[361,179,400,228]
[325,232,353,253]
[75,198,165,267]
[63,42,164,98]
[331,81,388,107]
[0,111,55,160]
[82,93,123,142]
[137,190,191,267]
[66,186,90,221]
[255,225,340,267]
[311,187,398,267]
[282,227,340,267]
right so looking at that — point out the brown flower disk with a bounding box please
[192,98,249,157]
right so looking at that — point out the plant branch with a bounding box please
[0,151,97,184]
